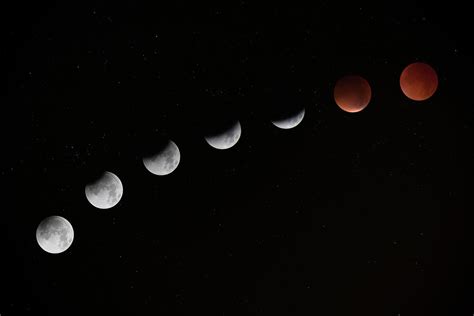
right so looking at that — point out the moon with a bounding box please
[85,171,123,209]
[334,75,372,113]
[36,216,74,254]
[272,108,305,129]
[400,62,438,101]
[143,140,180,176]
[205,120,241,150]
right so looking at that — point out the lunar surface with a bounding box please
[400,62,438,101]
[85,171,123,209]
[36,216,74,254]
[272,108,305,129]
[334,75,372,113]
[205,120,241,150]
[143,140,180,176]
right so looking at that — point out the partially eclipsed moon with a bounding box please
[143,140,180,176]
[36,216,74,254]
[205,121,241,150]
[272,108,305,129]
[85,171,123,209]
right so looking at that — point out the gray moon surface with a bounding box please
[36,216,74,254]
[143,140,180,176]
[205,121,241,150]
[272,108,305,129]
[85,171,123,209]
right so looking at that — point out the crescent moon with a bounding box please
[205,121,241,150]
[272,108,305,129]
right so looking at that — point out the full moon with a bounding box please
[36,216,74,254]
[143,140,180,176]
[205,120,241,150]
[85,171,123,209]
[334,75,372,113]
[400,62,438,101]
[272,108,305,129]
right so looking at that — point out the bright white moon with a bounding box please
[205,121,241,150]
[85,171,123,209]
[36,216,74,254]
[143,140,180,176]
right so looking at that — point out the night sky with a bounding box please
[3,1,474,315]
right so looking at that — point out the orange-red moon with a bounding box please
[334,75,372,113]
[400,62,438,101]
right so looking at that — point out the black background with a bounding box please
[3,1,474,315]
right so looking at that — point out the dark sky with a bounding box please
[3,1,474,315]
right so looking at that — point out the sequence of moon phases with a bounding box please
[205,120,241,150]
[36,216,74,254]
[400,62,438,101]
[85,171,123,209]
[52,62,439,255]
[143,140,180,176]
[272,108,305,129]
[334,75,372,113]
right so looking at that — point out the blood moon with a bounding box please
[334,75,372,113]
[400,62,438,101]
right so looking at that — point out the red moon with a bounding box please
[334,75,372,113]
[400,62,438,101]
